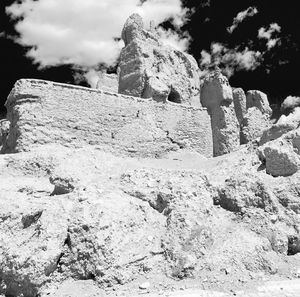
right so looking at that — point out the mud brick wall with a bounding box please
[3,79,213,157]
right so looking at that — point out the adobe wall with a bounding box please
[2,79,213,157]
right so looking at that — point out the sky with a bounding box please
[0,0,300,116]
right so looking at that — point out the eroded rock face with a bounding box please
[232,88,247,125]
[200,70,239,156]
[96,73,118,93]
[1,144,300,296]
[260,107,300,145]
[0,119,9,147]
[240,107,271,144]
[258,128,300,177]
[246,90,272,116]
[236,90,272,144]
[2,79,213,157]
[118,14,201,106]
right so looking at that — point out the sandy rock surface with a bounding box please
[118,14,201,106]
[260,107,300,145]
[0,142,300,296]
[232,88,247,125]
[201,70,239,156]
[240,107,271,144]
[246,90,272,117]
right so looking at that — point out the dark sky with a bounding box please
[1,0,299,116]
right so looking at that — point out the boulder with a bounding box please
[258,129,300,177]
[232,88,247,125]
[260,107,300,145]
[201,70,239,156]
[118,14,201,106]
[240,107,271,144]
[214,173,279,213]
[96,73,118,93]
[246,90,272,117]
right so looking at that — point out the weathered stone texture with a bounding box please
[0,119,9,147]
[232,88,247,125]
[258,128,300,177]
[2,79,213,157]
[260,107,300,145]
[96,73,118,93]
[118,14,201,107]
[240,107,271,144]
[201,71,239,156]
[246,90,272,116]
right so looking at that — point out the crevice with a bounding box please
[287,236,300,255]
[167,87,181,104]
[56,252,64,266]
[166,131,185,149]
[64,232,72,249]
[22,210,43,229]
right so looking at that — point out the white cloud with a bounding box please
[227,7,258,33]
[200,42,262,78]
[258,23,281,49]
[157,27,190,51]
[6,0,190,68]
[281,96,300,111]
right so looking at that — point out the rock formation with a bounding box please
[0,119,9,147]
[260,107,300,145]
[232,88,247,125]
[96,73,118,93]
[246,90,272,116]
[258,128,300,176]
[118,14,201,106]
[200,69,239,156]
[239,90,272,144]
[2,13,300,297]
[240,107,271,144]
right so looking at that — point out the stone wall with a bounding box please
[2,79,213,157]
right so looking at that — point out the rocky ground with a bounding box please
[1,137,300,297]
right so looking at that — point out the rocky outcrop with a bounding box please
[237,90,272,144]
[246,90,272,116]
[1,144,300,296]
[258,128,300,177]
[96,73,118,93]
[232,88,247,125]
[2,79,213,157]
[240,107,271,144]
[201,70,239,156]
[118,14,201,106]
[260,107,300,145]
[0,119,9,147]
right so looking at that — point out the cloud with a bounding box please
[199,42,262,78]
[281,96,300,112]
[227,6,258,33]
[157,28,190,51]
[258,23,281,49]
[6,0,190,68]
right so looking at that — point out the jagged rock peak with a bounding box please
[121,13,144,46]
[203,67,230,86]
